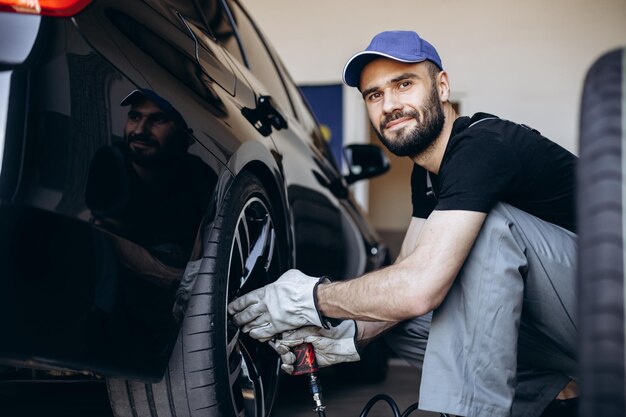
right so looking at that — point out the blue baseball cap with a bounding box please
[342,31,443,88]
[120,89,188,130]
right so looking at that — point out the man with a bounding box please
[228,31,578,417]
[123,89,191,170]
[85,90,216,353]
[87,89,212,271]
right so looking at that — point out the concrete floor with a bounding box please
[0,359,440,417]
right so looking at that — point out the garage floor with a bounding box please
[272,359,439,417]
[0,359,440,417]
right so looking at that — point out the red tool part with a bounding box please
[291,343,326,416]
[292,343,319,375]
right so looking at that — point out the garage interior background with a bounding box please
[241,0,626,259]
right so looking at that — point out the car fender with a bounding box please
[225,139,296,270]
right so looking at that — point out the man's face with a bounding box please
[124,98,186,167]
[360,59,445,157]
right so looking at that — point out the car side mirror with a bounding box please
[343,144,390,184]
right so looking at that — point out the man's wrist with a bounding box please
[314,279,345,328]
[353,320,364,354]
[313,277,333,328]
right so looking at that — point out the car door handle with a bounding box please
[242,95,288,136]
[257,95,287,130]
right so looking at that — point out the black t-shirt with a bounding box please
[86,142,216,266]
[411,113,577,233]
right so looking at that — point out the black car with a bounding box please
[0,1,390,416]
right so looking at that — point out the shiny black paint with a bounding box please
[0,0,387,381]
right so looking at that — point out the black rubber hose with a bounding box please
[401,401,420,417]
[400,401,449,417]
[358,393,402,417]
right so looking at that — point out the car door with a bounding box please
[15,0,232,378]
[206,0,381,279]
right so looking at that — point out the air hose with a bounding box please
[292,343,449,417]
[291,343,327,417]
[357,394,449,417]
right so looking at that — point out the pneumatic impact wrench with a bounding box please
[291,343,327,417]
[288,343,449,417]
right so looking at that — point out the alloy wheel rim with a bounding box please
[226,196,281,417]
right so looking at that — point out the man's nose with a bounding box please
[132,118,150,135]
[382,91,402,114]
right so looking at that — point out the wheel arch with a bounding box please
[227,141,295,271]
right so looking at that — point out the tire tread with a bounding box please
[578,47,626,417]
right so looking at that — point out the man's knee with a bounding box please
[462,203,528,275]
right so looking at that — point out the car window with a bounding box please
[210,0,296,120]
[273,51,341,170]
[143,0,208,33]
[107,9,231,114]
[194,0,246,65]
[147,0,244,79]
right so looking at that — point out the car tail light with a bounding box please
[0,0,91,17]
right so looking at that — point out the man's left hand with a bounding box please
[269,320,361,374]
[227,269,327,341]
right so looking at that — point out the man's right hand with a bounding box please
[269,320,361,374]
[227,269,327,341]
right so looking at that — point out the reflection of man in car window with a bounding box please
[86,89,213,272]
[123,90,191,173]
[85,90,215,349]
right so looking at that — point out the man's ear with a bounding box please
[437,71,450,103]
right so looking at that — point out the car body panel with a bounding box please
[0,0,387,382]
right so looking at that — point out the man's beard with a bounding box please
[125,133,185,169]
[374,85,445,157]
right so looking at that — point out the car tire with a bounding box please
[107,171,287,417]
[578,47,626,417]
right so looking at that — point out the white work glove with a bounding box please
[269,320,361,374]
[227,269,328,341]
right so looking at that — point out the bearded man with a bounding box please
[86,89,211,267]
[228,31,579,417]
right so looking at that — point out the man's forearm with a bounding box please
[356,320,398,347]
[316,210,487,323]
[316,263,432,322]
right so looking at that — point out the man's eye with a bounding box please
[151,115,168,123]
[367,92,382,102]
[399,81,412,89]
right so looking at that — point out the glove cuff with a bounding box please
[313,276,344,329]
[352,320,363,356]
